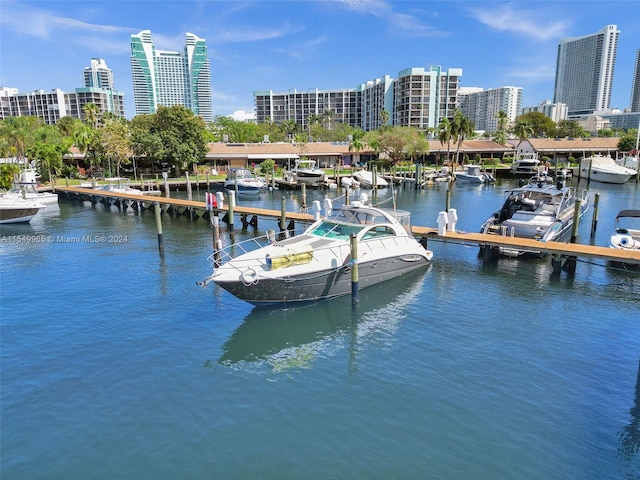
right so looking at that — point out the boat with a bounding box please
[479,179,589,258]
[202,196,433,305]
[284,159,325,187]
[453,165,495,184]
[511,152,541,176]
[4,168,58,204]
[609,209,640,272]
[224,168,266,196]
[352,169,389,188]
[0,194,46,224]
[577,155,637,184]
[616,155,638,171]
[424,166,453,183]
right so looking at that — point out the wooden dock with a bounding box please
[54,186,640,268]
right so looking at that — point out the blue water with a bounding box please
[1,178,639,479]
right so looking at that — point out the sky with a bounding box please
[1,0,639,120]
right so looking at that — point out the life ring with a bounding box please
[240,268,258,286]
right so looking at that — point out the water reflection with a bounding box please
[617,357,640,476]
[216,267,430,373]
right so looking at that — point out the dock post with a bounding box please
[344,185,350,205]
[153,202,164,255]
[280,197,287,232]
[446,187,451,212]
[301,183,307,209]
[414,163,420,189]
[186,172,193,201]
[162,171,170,198]
[227,190,235,230]
[570,198,582,243]
[212,215,221,267]
[590,192,600,238]
[350,233,359,307]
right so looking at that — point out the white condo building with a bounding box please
[254,66,462,132]
[521,100,568,123]
[458,86,523,132]
[130,30,213,122]
[0,59,125,124]
[631,49,640,113]
[554,24,620,117]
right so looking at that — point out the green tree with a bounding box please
[437,118,452,165]
[513,112,555,138]
[556,120,588,138]
[364,126,428,166]
[494,110,509,145]
[102,118,132,177]
[378,109,390,129]
[27,125,70,182]
[451,109,474,166]
[151,105,208,175]
[618,129,639,153]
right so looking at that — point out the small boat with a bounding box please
[202,196,433,305]
[4,168,58,204]
[224,168,265,195]
[424,166,453,183]
[0,194,46,224]
[340,176,360,188]
[453,165,495,184]
[352,169,388,188]
[284,160,325,187]
[511,152,541,176]
[578,155,637,184]
[479,179,589,258]
[609,209,640,272]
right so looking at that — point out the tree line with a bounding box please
[0,104,637,189]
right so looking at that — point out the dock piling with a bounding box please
[590,192,600,238]
[350,233,359,307]
[153,202,164,255]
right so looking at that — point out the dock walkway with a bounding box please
[55,186,640,267]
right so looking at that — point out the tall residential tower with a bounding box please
[130,30,213,122]
[553,25,620,117]
[631,49,640,113]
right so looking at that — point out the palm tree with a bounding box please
[322,109,336,130]
[280,119,299,141]
[437,118,452,166]
[494,110,509,145]
[83,103,100,129]
[378,109,390,129]
[452,110,475,166]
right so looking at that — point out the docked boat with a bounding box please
[424,166,453,183]
[202,197,433,305]
[4,169,58,204]
[284,160,325,187]
[224,168,265,195]
[479,179,589,258]
[609,209,640,271]
[578,155,637,184]
[511,152,541,176]
[0,194,46,224]
[352,169,389,188]
[453,165,495,184]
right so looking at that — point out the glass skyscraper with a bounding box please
[553,25,620,117]
[130,30,213,122]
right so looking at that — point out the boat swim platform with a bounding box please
[55,186,640,267]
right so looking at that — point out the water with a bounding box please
[1,178,639,479]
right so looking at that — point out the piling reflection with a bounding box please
[617,356,640,475]
[216,267,429,372]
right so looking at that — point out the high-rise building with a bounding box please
[84,58,114,90]
[458,86,523,132]
[254,66,462,133]
[521,100,568,123]
[1,58,124,124]
[631,49,640,113]
[553,25,620,117]
[130,30,213,122]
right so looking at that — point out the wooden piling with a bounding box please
[350,233,359,307]
[227,191,235,230]
[446,188,451,212]
[153,202,164,254]
[590,192,600,238]
[570,197,582,244]
[280,197,286,231]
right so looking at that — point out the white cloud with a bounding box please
[469,4,569,42]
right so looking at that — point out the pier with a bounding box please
[54,185,640,270]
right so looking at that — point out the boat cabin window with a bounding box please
[310,221,363,240]
[362,226,396,240]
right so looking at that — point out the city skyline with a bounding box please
[1,1,639,121]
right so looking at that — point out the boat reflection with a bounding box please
[218,267,430,372]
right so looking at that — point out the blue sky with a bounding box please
[1,0,639,120]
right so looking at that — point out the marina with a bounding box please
[1,178,639,480]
